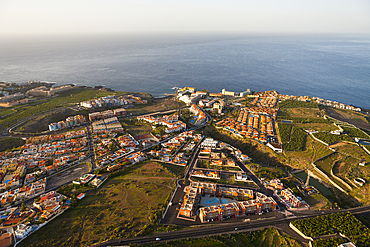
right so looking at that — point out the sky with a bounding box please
[1,0,370,36]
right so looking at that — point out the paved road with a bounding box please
[85,124,97,171]
[46,164,90,191]
[93,205,370,247]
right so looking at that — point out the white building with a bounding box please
[15,224,33,239]
[201,138,219,149]
[267,143,283,153]
[235,173,248,181]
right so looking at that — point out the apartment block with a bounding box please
[281,188,305,208]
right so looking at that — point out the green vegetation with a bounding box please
[278,117,329,124]
[254,165,286,180]
[278,123,291,143]
[280,178,303,197]
[145,227,303,247]
[279,99,318,108]
[313,131,353,144]
[278,123,307,151]
[284,127,307,151]
[0,137,25,151]
[312,237,347,247]
[292,212,370,243]
[0,108,16,118]
[332,155,356,180]
[19,161,176,247]
[342,126,369,139]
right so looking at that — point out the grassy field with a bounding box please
[145,227,303,247]
[124,98,184,116]
[304,194,332,210]
[14,107,76,133]
[279,107,322,119]
[347,160,370,182]
[19,161,176,247]
[157,162,186,179]
[0,137,25,151]
[314,153,342,174]
[121,118,154,136]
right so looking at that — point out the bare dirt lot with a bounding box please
[325,107,370,131]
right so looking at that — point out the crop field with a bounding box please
[342,126,370,139]
[295,122,336,132]
[312,237,347,247]
[19,161,176,247]
[292,212,370,247]
[0,108,16,118]
[278,123,292,143]
[335,143,370,162]
[278,99,318,109]
[313,131,353,145]
[146,227,303,247]
[283,127,307,151]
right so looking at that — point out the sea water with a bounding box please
[1,33,369,109]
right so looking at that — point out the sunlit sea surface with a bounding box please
[1,33,369,108]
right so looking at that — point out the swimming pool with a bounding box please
[204,198,220,205]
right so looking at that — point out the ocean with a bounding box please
[1,33,369,109]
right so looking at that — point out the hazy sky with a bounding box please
[1,0,369,35]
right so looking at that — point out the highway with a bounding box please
[92,204,370,247]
